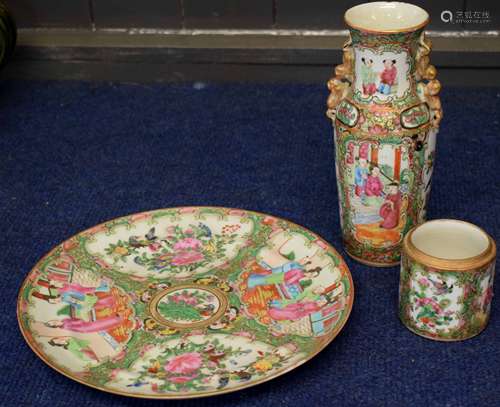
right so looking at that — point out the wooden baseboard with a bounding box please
[3,28,500,84]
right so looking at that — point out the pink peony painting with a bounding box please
[165,352,202,374]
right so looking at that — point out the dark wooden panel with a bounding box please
[276,0,464,31]
[463,0,500,30]
[12,37,500,68]
[14,30,500,65]
[3,0,90,28]
[183,0,273,29]
[3,58,500,86]
[6,29,500,83]
[92,0,182,29]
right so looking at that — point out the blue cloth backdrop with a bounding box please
[0,80,498,407]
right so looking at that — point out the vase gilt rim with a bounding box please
[345,2,429,34]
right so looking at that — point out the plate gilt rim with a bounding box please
[17,205,355,399]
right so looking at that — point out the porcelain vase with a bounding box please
[327,2,443,266]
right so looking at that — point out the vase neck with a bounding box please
[349,28,423,106]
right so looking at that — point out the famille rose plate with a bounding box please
[17,207,354,399]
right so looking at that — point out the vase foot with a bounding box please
[345,250,400,267]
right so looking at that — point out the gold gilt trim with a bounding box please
[326,35,354,120]
[344,3,430,35]
[416,32,443,128]
[17,205,355,400]
[149,284,228,329]
[345,250,399,267]
[403,219,496,272]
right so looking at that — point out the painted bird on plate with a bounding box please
[217,376,229,389]
[198,222,212,238]
[145,227,157,241]
[129,227,157,248]
[129,235,147,248]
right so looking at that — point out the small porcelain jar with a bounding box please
[399,219,496,341]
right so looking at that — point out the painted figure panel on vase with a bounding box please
[335,128,433,265]
[345,139,411,246]
[354,48,411,103]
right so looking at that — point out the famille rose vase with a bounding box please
[399,220,496,341]
[327,2,443,266]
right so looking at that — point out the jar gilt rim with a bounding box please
[403,219,496,271]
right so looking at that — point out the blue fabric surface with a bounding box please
[0,80,499,407]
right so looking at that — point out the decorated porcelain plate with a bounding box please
[17,207,354,399]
